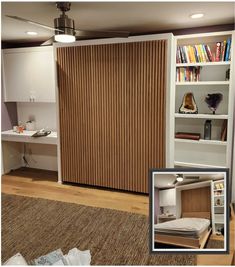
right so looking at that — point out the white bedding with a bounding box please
[154,217,210,238]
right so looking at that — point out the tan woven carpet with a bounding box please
[1,194,196,265]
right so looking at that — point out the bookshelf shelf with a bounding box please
[174,113,228,119]
[174,161,225,168]
[176,61,231,67]
[175,81,230,86]
[174,138,227,146]
[214,189,224,192]
[172,30,234,170]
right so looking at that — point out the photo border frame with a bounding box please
[149,168,230,254]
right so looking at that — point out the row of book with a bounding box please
[176,67,200,82]
[175,120,227,141]
[176,38,231,63]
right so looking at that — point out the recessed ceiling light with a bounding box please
[26,31,38,36]
[190,13,204,19]
[167,183,171,186]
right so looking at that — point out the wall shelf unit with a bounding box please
[173,31,234,169]
[211,179,225,235]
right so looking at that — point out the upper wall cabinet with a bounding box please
[159,188,176,206]
[2,46,56,102]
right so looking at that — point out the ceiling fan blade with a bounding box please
[185,176,200,179]
[6,15,64,33]
[41,37,54,46]
[75,29,129,39]
[173,180,178,185]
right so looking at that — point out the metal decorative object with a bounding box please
[205,93,223,114]
[179,92,198,114]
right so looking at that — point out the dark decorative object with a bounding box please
[225,69,230,81]
[204,120,212,140]
[179,92,198,114]
[205,93,223,114]
[221,227,224,236]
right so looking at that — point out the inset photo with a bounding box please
[150,168,229,253]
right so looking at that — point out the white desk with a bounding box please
[1,130,57,145]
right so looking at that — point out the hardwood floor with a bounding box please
[1,168,149,215]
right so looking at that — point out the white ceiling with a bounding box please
[1,2,235,43]
[154,173,224,188]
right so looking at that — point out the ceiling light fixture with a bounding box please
[54,34,75,43]
[26,31,38,35]
[190,13,204,19]
[176,176,184,182]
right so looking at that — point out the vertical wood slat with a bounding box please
[57,40,167,193]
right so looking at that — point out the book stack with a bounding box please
[176,67,200,82]
[176,38,231,63]
[175,132,201,141]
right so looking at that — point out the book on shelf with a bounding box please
[176,38,232,63]
[175,132,201,140]
[215,42,221,61]
[176,67,200,82]
[221,120,227,141]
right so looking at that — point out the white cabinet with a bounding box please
[159,188,176,206]
[2,46,56,102]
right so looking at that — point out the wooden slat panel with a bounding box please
[181,187,211,213]
[57,40,167,193]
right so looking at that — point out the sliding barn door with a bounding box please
[57,40,167,193]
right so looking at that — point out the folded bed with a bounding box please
[154,212,212,249]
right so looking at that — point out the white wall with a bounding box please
[15,102,58,171]
[17,103,57,131]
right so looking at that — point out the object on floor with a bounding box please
[4,253,28,265]
[4,248,91,266]
[34,249,66,265]
[205,93,223,114]
[179,92,198,114]
[34,247,91,265]
[64,248,91,265]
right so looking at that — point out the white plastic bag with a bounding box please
[64,248,91,265]
[4,253,28,265]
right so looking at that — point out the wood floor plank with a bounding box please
[1,168,148,215]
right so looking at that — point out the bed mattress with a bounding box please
[154,218,210,238]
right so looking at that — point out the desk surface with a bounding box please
[1,130,57,145]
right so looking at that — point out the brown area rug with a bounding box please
[1,194,196,265]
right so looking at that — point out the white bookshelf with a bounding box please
[211,179,225,235]
[173,31,235,169]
